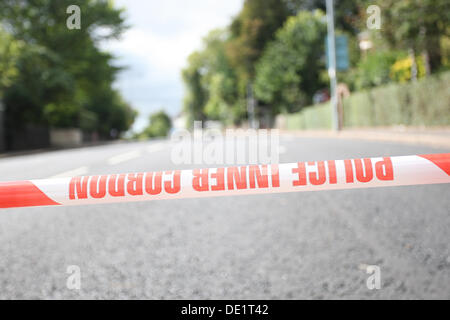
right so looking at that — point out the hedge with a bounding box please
[282,71,450,130]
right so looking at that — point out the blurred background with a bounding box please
[0,0,449,151]
[0,0,449,300]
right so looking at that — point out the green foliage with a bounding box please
[352,51,407,90]
[182,29,242,126]
[0,0,135,137]
[0,28,22,91]
[201,30,240,123]
[182,51,208,126]
[143,110,172,138]
[3,43,75,127]
[79,109,98,132]
[226,0,290,82]
[440,35,450,68]
[283,0,369,34]
[43,102,79,128]
[203,73,231,120]
[378,0,450,71]
[390,55,426,83]
[184,0,449,128]
[254,10,327,114]
[282,71,450,129]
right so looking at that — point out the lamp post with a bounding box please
[0,100,4,152]
[326,0,339,131]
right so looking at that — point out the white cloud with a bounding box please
[102,0,243,131]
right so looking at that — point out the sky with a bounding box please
[102,0,243,132]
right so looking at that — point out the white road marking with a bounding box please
[278,145,287,154]
[49,166,88,178]
[147,142,166,153]
[107,150,142,165]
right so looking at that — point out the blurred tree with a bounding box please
[3,44,74,127]
[351,50,407,89]
[180,0,450,129]
[182,51,208,127]
[83,86,136,138]
[182,29,242,126]
[200,30,239,123]
[0,0,126,46]
[0,0,134,140]
[0,28,21,92]
[226,0,290,85]
[283,0,369,34]
[203,73,233,120]
[143,110,172,138]
[254,10,327,114]
[378,0,449,73]
[390,54,426,83]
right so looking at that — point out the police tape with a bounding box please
[0,153,449,209]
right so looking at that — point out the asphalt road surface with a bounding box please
[0,135,449,299]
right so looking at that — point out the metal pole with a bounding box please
[247,83,256,129]
[326,0,339,131]
[0,100,4,152]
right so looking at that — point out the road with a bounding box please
[0,135,449,299]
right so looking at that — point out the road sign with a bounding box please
[326,35,349,71]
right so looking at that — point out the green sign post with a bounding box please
[325,35,349,71]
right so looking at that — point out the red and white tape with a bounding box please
[1,153,449,209]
